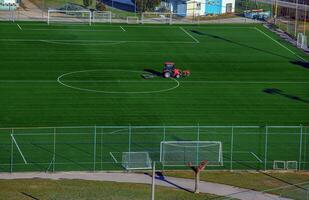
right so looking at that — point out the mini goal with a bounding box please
[122,152,152,170]
[92,11,112,24]
[273,160,298,170]
[47,10,92,25]
[160,141,223,167]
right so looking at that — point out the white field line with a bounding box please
[22,28,121,32]
[179,27,200,43]
[1,80,309,84]
[17,24,22,30]
[109,152,118,163]
[120,25,126,32]
[11,135,28,164]
[0,39,196,44]
[250,152,263,163]
[254,27,307,62]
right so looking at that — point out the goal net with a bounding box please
[141,12,172,24]
[160,141,223,166]
[92,11,112,24]
[122,152,152,170]
[47,10,92,25]
[297,33,307,50]
[126,16,139,24]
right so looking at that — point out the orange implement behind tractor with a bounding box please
[162,62,190,78]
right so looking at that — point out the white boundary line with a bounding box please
[254,27,307,62]
[17,24,22,30]
[1,80,309,84]
[109,152,118,163]
[120,26,126,32]
[250,152,263,163]
[0,39,196,44]
[179,26,200,43]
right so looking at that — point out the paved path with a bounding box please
[0,172,290,200]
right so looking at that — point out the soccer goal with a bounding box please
[160,141,223,167]
[297,33,307,50]
[141,12,172,24]
[126,16,139,24]
[122,152,152,170]
[47,10,92,25]
[273,160,286,170]
[286,161,298,170]
[92,11,112,24]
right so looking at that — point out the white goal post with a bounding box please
[160,141,223,166]
[122,152,152,170]
[126,16,139,24]
[92,11,112,24]
[297,32,307,50]
[141,12,172,24]
[47,10,92,25]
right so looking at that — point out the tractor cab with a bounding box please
[163,62,175,78]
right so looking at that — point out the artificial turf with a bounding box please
[0,21,308,172]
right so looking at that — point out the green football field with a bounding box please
[0,21,308,172]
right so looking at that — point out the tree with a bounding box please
[83,0,93,7]
[134,0,161,12]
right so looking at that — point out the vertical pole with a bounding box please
[264,125,268,171]
[151,161,156,200]
[101,128,103,170]
[196,124,200,165]
[47,10,49,25]
[163,125,166,141]
[230,126,234,171]
[295,0,299,37]
[304,3,307,36]
[93,125,97,172]
[299,125,303,170]
[10,130,14,173]
[53,128,56,172]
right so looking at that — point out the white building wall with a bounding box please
[221,0,235,14]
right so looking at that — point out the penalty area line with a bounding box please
[109,152,118,163]
[179,27,200,43]
[250,152,263,163]
[254,27,307,62]
[120,26,126,32]
[17,24,22,30]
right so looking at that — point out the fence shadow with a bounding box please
[263,88,309,104]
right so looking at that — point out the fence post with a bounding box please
[196,124,200,165]
[163,125,166,142]
[299,124,303,170]
[100,127,103,170]
[53,128,56,172]
[230,126,234,171]
[264,125,268,171]
[93,125,97,172]
[10,128,14,173]
[129,125,131,153]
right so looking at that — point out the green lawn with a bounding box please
[0,179,218,200]
[0,22,308,172]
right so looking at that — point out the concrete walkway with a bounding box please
[0,172,290,200]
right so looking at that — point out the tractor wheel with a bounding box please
[164,72,171,78]
[175,74,180,78]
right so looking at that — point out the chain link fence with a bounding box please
[0,125,308,173]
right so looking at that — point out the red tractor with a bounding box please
[162,62,190,78]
